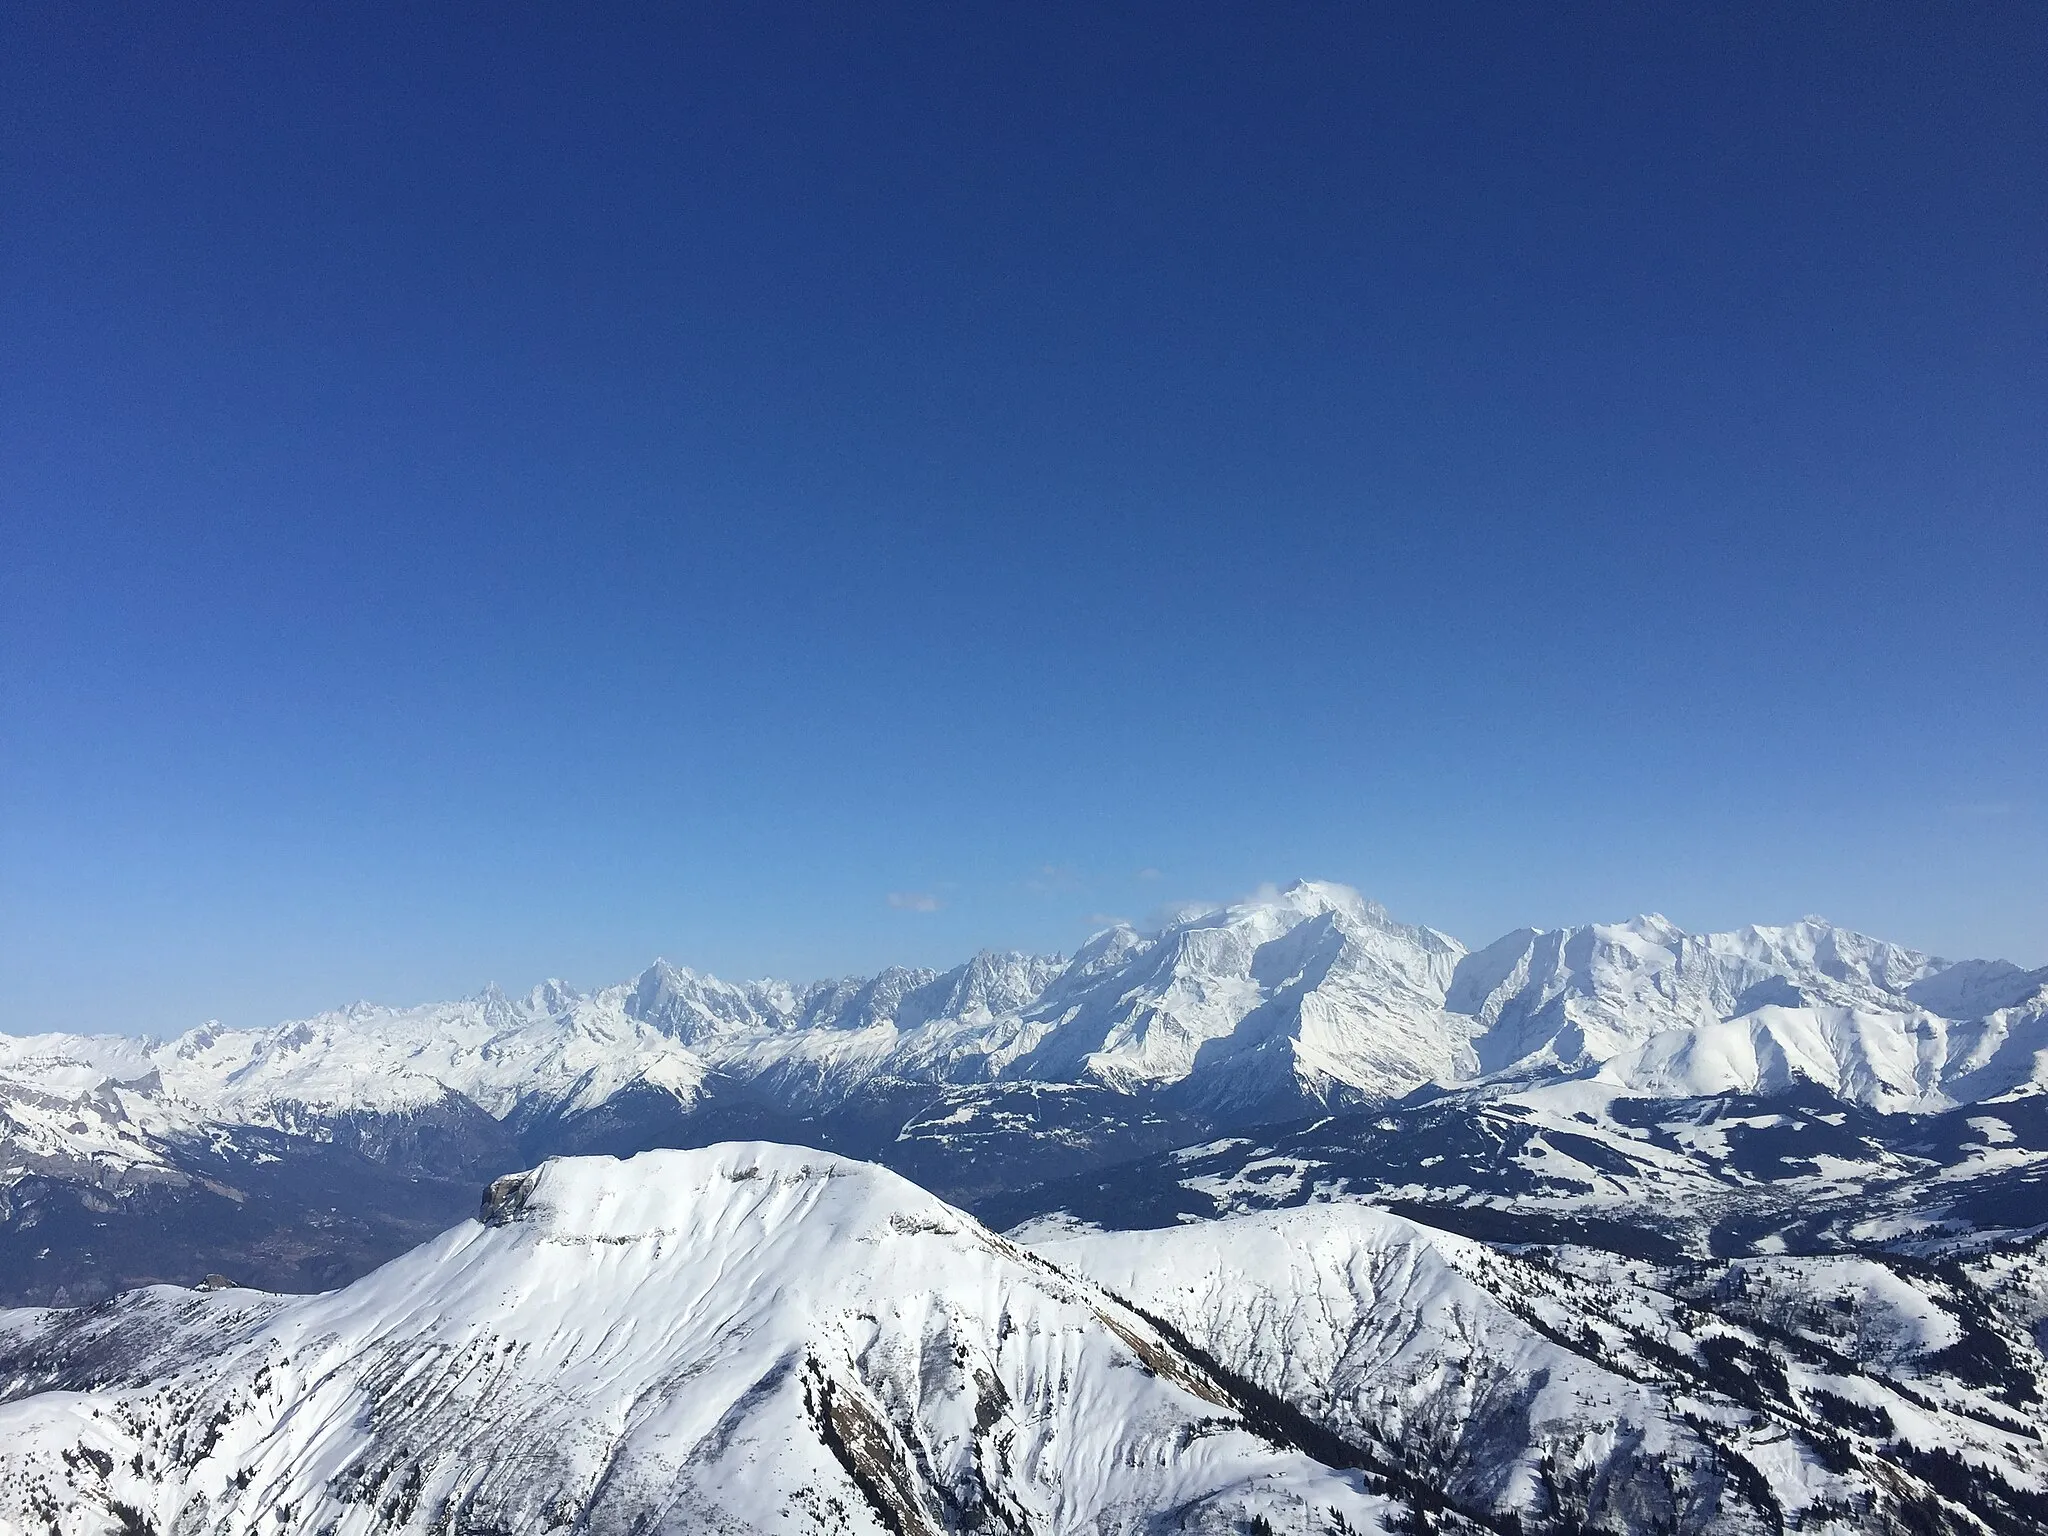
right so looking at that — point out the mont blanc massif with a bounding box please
[4,881,2046,1536]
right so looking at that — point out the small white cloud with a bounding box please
[1084,912,1129,929]
[1025,863,1085,894]
[1145,899,1213,931]
[887,891,941,913]
[1134,866,1164,882]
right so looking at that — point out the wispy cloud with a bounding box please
[1149,900,1211,928]
[1024,863,1085,894]
[1084,912,1129,929]
[887,891,941,913]
[1134,866,1164,882]
[1946,801,2017,819]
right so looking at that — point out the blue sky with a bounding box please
[4,3,2044,1034]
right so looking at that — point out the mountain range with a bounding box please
[3,881,2044,1305]
[4,881,2048,1533]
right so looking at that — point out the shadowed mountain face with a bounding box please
[2,883,2044,1303]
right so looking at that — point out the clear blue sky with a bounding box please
[4,3,2044,1034]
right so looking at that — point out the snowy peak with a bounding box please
[1010,881,1471,1110]
[624,957,790,1042]
[581,883,1477,1118]
[148,982,712,1124]
[1699,917,1945,998]
[1239,877,1388,924]
[1447,912,2035,1110]
[1906,957,2043,1019]
[0,1032,158,1094]
[1195,879,1464,971]
[910,948,1065,1023]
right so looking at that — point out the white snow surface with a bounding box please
[0,1143,1391,1536]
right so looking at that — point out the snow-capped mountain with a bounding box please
[15,885,2040,1157]
[159,980,711,1124]
[0,1144,1397,1536]
[1451,915,1948,1067]
[3,882,2044,1303]
[1014,882,1470,1111]
[24,885,2040,1158]
[0,1032,189,1183]
[140,881,1467,1126]
[1449,915,2048,1111]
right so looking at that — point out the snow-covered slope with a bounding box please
[1046,1205,1754,1531]
[1596,1001,1954,1112]
[0,1144,1394,1536]
[160,981,711,1125]
[1451,917,1946,1058]
[1043,1204,2048,1535]
[0,1033,188,1183]
[1937,975,2048,1104]
[1449,916,2045,1111]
